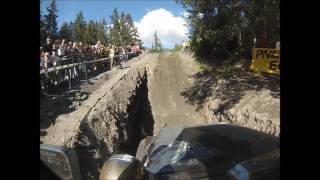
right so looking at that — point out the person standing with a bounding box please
[40,47,44,69]
[43,37,53,55]
[50,51,60,86]
[101,45,109,68]
[122,47,127,61]
[109,45,115,70]
[58,40,66,57]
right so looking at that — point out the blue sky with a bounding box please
[41,0,188,48]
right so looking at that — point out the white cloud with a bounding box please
[134,8,188,48]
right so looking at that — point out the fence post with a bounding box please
[84,54,88,82]
[68,54,73,90]
[68,77,72,90]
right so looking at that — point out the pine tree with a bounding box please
[83,20,96,44]
[125,13,140,45]
[108,9,142,47]
[109,8,121,46]
[119,12,128,46]
[105,19,109,44]
[44,0,58,39]
[68,21,75,41]
[137,38,143,48]
[74,11,87,42]
[97,18,107,45]
[102,18,109,44]
[152,31,162,52]
[59,22,73,41]
[40,13,47,45]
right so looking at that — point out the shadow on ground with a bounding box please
[73,122,111,180]
[181,66,280,111]
[40,87,89,136]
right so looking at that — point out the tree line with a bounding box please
[175,0,280,64]
[40,0,142,48]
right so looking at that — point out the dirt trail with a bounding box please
[149,52,207,133]
[40,52,278,179]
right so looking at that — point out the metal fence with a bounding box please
[40,52,139,94]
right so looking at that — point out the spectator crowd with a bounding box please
[40,36,142,92]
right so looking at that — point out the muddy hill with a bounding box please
[40,52,279,180]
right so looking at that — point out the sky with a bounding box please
[40,0,189,49]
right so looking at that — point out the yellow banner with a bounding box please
[250,48,280,75]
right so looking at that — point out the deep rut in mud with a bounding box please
[71,69,154,180]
